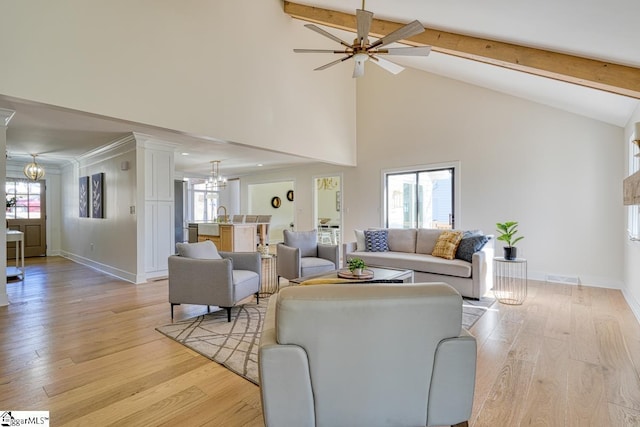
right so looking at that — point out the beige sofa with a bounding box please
[344,228,494,299]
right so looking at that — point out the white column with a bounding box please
[0,108,16,307]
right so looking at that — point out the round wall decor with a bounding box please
[287,190,294,201]
[271,196,281,208]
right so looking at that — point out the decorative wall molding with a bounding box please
[0,108,15,127]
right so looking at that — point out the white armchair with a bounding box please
[258,282,477,427]
[276,229,338,282]
[168,241,261,321]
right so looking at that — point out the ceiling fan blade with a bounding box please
[304,24,352,48]
[356,9,374,45]
[378,46,431,56]
[315,55,353,71]
[370,56,405,75]
[369,20,425,49]
[294,49,348,54]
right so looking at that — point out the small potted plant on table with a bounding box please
[347,257,366,277]
[496,221,524,260]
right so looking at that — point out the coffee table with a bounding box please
[289,266,414,286]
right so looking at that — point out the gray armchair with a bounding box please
[168,240,261,321]
[259,282,477,427]
[276,229,338,282]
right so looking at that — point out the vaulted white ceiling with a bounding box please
[3,0,638,177]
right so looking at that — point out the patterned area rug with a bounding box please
[156,296,495,385]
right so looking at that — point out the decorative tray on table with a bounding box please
[337,269,374,280]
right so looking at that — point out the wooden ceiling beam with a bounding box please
[284,1,640,99]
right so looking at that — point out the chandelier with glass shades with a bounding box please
[206,160,227,191]
[23,154,45,181]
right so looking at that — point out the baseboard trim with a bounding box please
[528,270,623,289]
[622,288,640,324]
[60,251,138,284]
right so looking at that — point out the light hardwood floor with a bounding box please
[1,256,640,426]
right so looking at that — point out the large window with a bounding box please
[629,137,639,241]
[385,166,455,229]
[5,179,42,219]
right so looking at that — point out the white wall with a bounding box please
[351,65,624,288]
[247,181,295,244]
[0,0,356,167]
[61,138,138,281]
[624,105,640,318]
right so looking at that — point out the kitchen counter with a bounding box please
[197,223,256,252]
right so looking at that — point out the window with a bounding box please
[629,138,640,241]
[191,181,219,222]
[5,179,42,219]
[385,165,455,229]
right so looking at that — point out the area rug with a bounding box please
[156,296,495,385]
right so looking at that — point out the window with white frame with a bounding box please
[190,180,219,222]
[629,137,640,241]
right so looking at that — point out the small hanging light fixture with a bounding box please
[206,160,227,192]
[23,154,45,181]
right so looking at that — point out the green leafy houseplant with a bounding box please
[496,221,524,260]
[347,257,366,274]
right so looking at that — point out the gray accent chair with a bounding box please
[259,282,477,427]
[276,229,339,283]
[168,240,261,322]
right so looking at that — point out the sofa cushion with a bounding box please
[348,251,472,278]
[456,234,490,262]
[387,228,417,253]
[364,229,389,252]
[354,229,366,252]
[432,231,464,260]
[176,240,222,259]
[284,229,318,258]
[415,229,443,254]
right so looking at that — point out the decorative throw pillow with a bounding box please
[455,234,490,262]
[431,230,464,260]
[354,229,366,252]
[364,229,389,252]
[176,240,222,259]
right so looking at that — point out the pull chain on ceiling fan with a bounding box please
[294,0,431,78]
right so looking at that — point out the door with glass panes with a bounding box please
[6,179,47,257]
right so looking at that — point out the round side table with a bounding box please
[493,257,527,305]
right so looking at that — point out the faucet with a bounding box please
[217,205,227,223]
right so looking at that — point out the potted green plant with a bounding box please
[347,257,366,276]
[496,221,524,260]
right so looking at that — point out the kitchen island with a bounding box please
[195,223,257,252]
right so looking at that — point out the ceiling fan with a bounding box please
[293,1,431,78]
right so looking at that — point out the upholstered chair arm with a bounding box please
[219,251,261,275]
[426,329,477,426]
[168,255,234,306]
[259,296,315,427]
[471,235,494,299]
[317,244,339,269]
[276,243,301,280]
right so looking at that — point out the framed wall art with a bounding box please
[79,176,89,218]
[92,172,104,218]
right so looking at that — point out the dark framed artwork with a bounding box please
[79,176,89,218]
[92,172,104,218]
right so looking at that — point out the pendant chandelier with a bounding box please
[206,160,227,192]
[23,154,45,181]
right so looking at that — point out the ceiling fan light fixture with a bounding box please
[23,154,45,181]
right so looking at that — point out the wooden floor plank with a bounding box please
[567,359,611,426]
